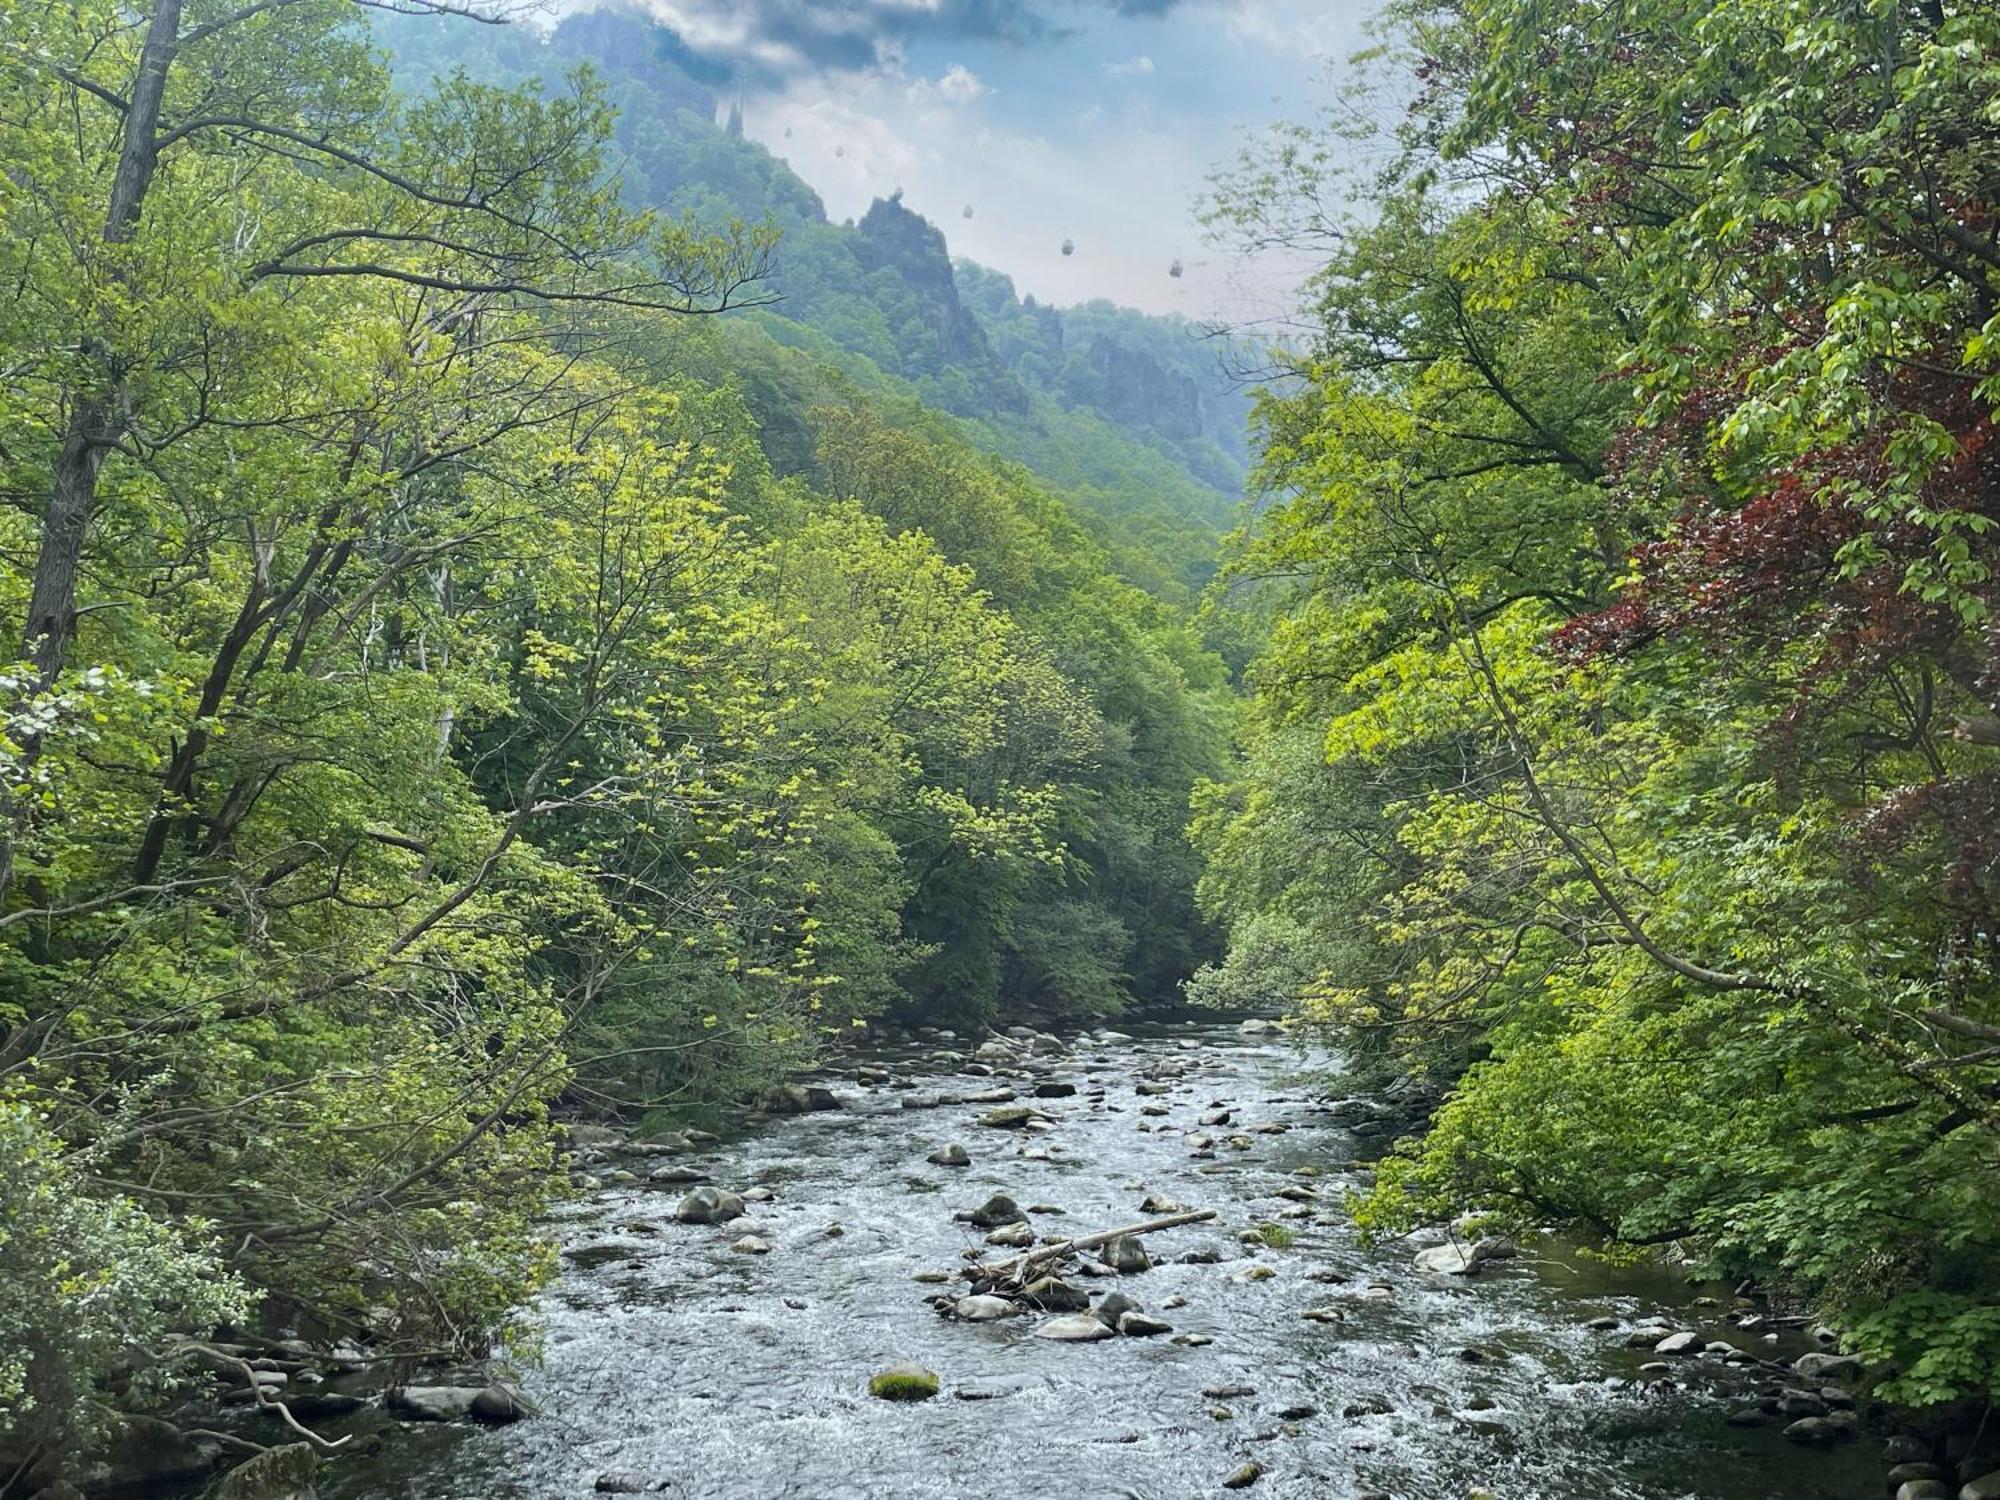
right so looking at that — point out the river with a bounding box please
[322,1016,1888,1499]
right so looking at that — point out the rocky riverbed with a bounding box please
[259,1018,1977,1498]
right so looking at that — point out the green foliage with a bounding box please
[0,0,1231,1461]
[1197,0,2000,1410]
[0,1101,252,1449]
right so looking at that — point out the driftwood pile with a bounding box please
[956,1209,1216,1299]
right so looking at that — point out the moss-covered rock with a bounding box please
[868,1364,940,1402]
[210,1443,318,1500]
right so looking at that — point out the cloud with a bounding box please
[632,0,1219,83]
[1103,53,1155,74]
[908,62,990,104]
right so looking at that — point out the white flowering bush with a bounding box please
[0,1101,252,1450]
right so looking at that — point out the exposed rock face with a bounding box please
[95,1416,224,1491]
[1079,336,1204,440]
[855,195,1025,412]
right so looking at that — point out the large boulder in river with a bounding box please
[1023,1276,1090,1311]
[1104,1234,1151,1274]
[1794,1352,1865,1382]
[211,1444,318,1500]
[386,1386,484,1422]
[95,1416,224,1492]
[675,1187,746,1224]
[775,1083,842,1113]
[1093,1291,1141,1327]
[959,1192,1026,1228]
[927,1143,971,1167]
[1415,1238,1513,1276]
[470,1383,535,1424]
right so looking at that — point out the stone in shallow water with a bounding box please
[1223,1461,1264,1489]
[977,1105,1042,1128]
[730,1234,770,1255]
[385,1387,482,1422]
[1104,1234,1151,1274]
[954,1294,1014,1322]
[927,1143,970,1167]
[960,1192,1025,1228]
[1118,1312,1172,1337]
[470,1383,534,1424]
[1093,1291,1141,1327]
[1414,1242,1483,1276]
[594,1472,650,1494]
[1022,1276,1089,1311]
[674,1187,745,1225]
[1035,1313,1116,1342]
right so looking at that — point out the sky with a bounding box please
[621,1,1389,320]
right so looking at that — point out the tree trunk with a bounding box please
[19,0,182,686]
[6,0,184,904]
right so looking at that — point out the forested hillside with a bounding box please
[0,0,1226,1461]
[378,5,1256,598]
[1192,0,2000,1415]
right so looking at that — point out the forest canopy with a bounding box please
[0,0,1224,1458]
[1194,0,2000,1409]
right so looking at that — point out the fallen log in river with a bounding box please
[964,1209,1217,1285]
